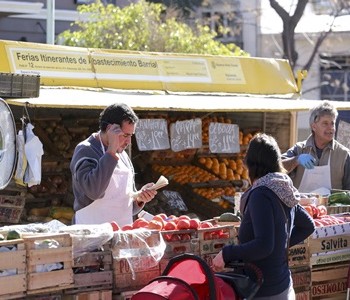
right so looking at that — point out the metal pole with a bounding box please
[46,0,55,44]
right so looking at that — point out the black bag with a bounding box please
[215,262,263,300]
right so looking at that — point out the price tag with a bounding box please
[162,190,188,211]
[135,119,170,151]
[170,118,202,152]
[209,122,240,153]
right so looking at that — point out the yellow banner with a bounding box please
[0,39,299,95]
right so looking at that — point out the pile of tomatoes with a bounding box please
[109,213,232,241]
[302,204,346,227]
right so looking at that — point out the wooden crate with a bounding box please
[0,194,25,224]
[289,240,310,267]
[62,290,112,300]
[327,205,350,214]
[24,233,74,295]
[113,290,138,300]
[160,229,199,258]
[65,242,113,294]
[290,266,311,290]
[198,224,237,255]
[112,257,160,293]
[295,288,310,300]
[309,222,350,266]
[0,238,26,300]
[310,262,349,299]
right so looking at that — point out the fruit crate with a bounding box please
[289,239,310,267]
[309,222,350,266]
[111,230,163,293]
[0,194,26,224]
[198,224,237,255]
[0,72,40,98]
[311,262,349,299]
[0,238,26,300]
[64,242,113,294]
[24,233,74,295]
[160,228,199,258]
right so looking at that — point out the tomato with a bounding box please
[132,218,149,229]
[155,213,168,220]
[177,219,191,230]
[200,221,214,229]
[189,218,200,230]
[211,232,220,239]
[163,234,173,241]
[170,234,181,241]
[178,215,191,221]
[302,205,314,218]
[110,221,120,231]
[204,232,212,240]
[147,220,163,231]
[317,205,327,216]
[164,221,177,231]
[121,224,133,231]
[310,205,320,218]
[180,233,191,240]
[219,232,230,239]
[151,216,165,230]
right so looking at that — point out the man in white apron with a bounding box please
[70,103,157,226]
[282,101,350,194]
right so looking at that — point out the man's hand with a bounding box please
[298,154,316,169]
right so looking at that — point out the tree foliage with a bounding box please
[58,0,248,56]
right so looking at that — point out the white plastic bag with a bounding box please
[112,229,166,279]
[24,123,44,187]
[14,129,27,186]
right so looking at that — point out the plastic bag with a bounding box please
[24,123,44,187]
[14,129,28,186]
[112,229,166,279]
[58,223,114,259]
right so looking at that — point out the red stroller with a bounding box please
[131,253,263,300]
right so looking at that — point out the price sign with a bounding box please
[209,123,240,153]
[162,190,188,211]
[170,118,202,152]
[135,119,170,151]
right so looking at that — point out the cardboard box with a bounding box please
[0,238,26,299]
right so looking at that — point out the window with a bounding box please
[310,0,350,15]
[320,55,350,101]
[200,9,243,47]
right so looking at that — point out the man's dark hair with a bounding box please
[99,103,139,131]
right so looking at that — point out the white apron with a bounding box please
[76,136,134,226]
[298,155,331,194]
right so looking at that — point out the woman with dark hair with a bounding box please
[213,133,315,299]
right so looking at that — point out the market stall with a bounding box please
[1,39,350,299]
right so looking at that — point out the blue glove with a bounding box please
[298,154,315,169]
